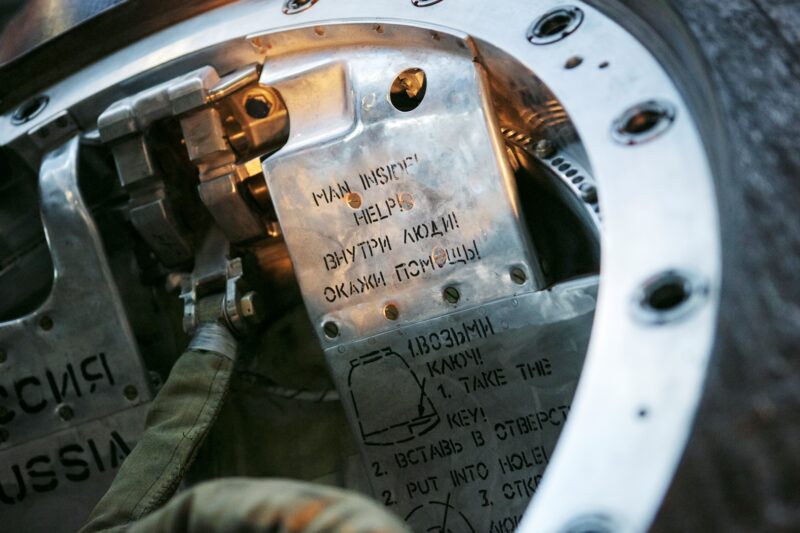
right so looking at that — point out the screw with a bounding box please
[239,291,264,322]
[244,94,271,119]
[0,427,8,444]
[323,321,339,339]
[124,385,139,400]
[510,266,528,285]
[383,303,400,321]
[57,404,74,421]
[443,287,460,304]
[397,192,414,210]
[345,192,362,209]
[581,184,598,203]
[534,139,555,158]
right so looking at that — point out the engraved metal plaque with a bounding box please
[261,40,536,343]
[327,281,595,532]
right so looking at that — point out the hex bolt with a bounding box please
[323,321,340,339]
[383,303,400,321]
[443,287,460,304]
[510,266,528,285]
[534,139,556,158]
[0,427,8,444]
[124,385,139,401]
[57,404,74,421]
[244,94,271,119]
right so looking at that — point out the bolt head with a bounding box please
[534,139,555,158]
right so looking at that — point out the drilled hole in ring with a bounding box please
[527,6,584,45]
[282,0,317,15]
[634,269,708,324]
[612,100,676,145]
[390,68,427,112]
[12,95,48,125]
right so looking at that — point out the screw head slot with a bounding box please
[528,6,584,45]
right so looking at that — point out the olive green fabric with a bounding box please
[126,478,409,533]
[80,346,236,533]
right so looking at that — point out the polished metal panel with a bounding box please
[326,278,596,532]
[262,40,537,344]
[0,137,151,447]
[0,137,152,529]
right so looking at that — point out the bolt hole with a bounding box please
[638,407,649,418]
[612,100,676,145]
[412,0,444,6]
[528,7,584,45]
[390,68,427,112]
[635,270,707,324]
[565,56,583,69]
[323,321,340,339]
[39,315,54,331]
[599,61,610,69]
[12,95,48,125]
[551,157,564,166]
[383,303,400,321]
